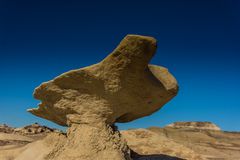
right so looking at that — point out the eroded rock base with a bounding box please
[46,123,131,160]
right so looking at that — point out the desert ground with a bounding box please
[0,122,239,160]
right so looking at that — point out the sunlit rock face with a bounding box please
[28,35,178,127]
[28,34,178,160]
[167,122,221,131]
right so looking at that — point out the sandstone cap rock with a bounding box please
[26,34,178,160]
[28,34,178,126]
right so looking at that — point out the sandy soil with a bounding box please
[0,124,240,160]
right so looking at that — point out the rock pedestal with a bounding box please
[46,123,131,160]
[28,34,178,160]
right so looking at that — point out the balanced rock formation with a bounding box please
[167,122,221,131]
[28,35,178,160]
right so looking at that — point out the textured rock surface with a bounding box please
[28,35,178,126]
[27,34,178,160]
[46,123,130,160]
[167,122,221,131]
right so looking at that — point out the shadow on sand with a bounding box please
[131,152,185,160]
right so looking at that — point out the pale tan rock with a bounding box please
[46,123,130,160]
[27,34,178,160]
[28,35,178,126]
[121,129,204,160]
[167,122,221,131]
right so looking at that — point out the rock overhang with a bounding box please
[28,34,179,127]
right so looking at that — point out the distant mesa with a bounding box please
[0,123,59,135]
[166,121,221,131]
[0,124,14,133]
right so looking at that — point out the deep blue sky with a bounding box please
[0,0,239,131]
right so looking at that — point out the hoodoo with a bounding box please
[28,35,178,160]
